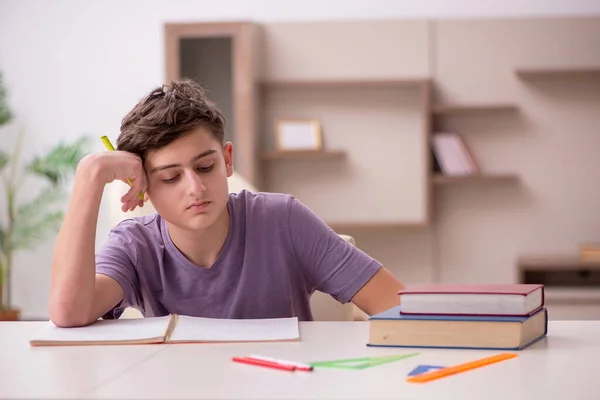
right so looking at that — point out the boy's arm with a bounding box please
[349,267,405,316]
[49,152,145,327]
[288,198,405,317]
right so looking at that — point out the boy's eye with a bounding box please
[162,175,179,183]
[197,164,214,173]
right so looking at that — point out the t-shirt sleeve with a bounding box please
[95,222,142,319]
[287,197,382,304]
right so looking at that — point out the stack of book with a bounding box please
[368,284,548,350]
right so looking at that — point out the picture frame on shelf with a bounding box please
[275,119,322,152]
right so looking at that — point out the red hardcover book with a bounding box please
[397,284,544,316]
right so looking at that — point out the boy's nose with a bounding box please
[185,172,207,197]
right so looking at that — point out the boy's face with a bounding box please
[144,127,233,232]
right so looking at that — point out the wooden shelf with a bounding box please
[515,67,600,79]
[432,103,519,116]
[261,150,347,160]
[518,256,600,271]
[433,173,519,185]
[259,78,430,88]
[327,221,428,230]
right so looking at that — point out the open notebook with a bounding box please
[29,314,300,346]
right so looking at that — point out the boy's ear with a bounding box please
[223,142,234,177]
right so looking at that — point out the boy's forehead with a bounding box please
[167,127,216,148]
[145,131,221,166]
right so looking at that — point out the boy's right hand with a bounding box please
[78,151,148,212]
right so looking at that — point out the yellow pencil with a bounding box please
[406,353,517,383]
[100,136,145,200]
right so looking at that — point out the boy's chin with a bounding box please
[164,201,228,231]
[178,211,224,232]
[179,216,215,231]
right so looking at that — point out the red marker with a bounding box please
[247,355,314,372]
[232,356,296,372]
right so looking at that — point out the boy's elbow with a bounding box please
[48,302,94,328]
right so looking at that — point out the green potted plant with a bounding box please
[0,72,89,320]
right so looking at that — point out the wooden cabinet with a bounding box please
[163,17,600,236]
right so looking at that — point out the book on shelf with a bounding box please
[397,283,545,316]
[431,132,479,176]
[367,305,547,350]
[29,314,300,347]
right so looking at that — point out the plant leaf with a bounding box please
[11,211,65,251]
[25,137,90,185]
[12,185,67,251]
[0,150,9,173]
[0,71,13,127]
[0,226,6,255]
[16,185,65,224]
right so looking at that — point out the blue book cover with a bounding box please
[369,305,545,323]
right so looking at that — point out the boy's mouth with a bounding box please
[187,201,210,211]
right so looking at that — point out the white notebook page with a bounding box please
[169,316,300,342]
[34,316,171,342]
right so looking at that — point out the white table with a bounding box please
[0,321,168,399]
[2,320,599,399]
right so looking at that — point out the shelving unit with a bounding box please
[429,64,596,186]
[326,221,428,230]
[515,67,600,80]
[432,103,518,116]
[261,150,347,161]
[257,76,431,226]
[433,173,519,185]
[162,20,528,228]
[163,19,597,231]
[250,20,433,227]
[429,95,521,188]
[259,78,428,88]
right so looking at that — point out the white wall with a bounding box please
[1,0,600,318]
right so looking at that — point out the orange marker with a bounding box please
[406,353,517,383]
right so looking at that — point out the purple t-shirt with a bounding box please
[95,190,382,321]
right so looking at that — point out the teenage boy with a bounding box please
[49,79,405,327]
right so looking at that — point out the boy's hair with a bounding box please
[117,78,226,160]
